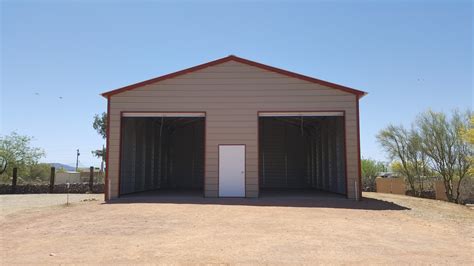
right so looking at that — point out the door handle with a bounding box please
[241,171,245,174]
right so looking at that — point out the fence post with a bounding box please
[89,166,94,192]
[12,167,18,193]
[49,167,55,193]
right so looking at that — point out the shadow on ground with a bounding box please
[106,190,409,211]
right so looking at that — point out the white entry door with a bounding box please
[219,145,245,197]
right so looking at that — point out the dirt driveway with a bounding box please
[0,193,103,218]
[0,192,472,265]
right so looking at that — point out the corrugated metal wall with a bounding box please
[166,121,205,189]
[107,60,360,199]
[259,117,346,194]
[120,117,204,195]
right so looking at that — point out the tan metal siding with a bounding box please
[107,61,359,199]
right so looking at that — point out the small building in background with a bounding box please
[377,172,398,178]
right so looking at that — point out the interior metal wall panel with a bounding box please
[259,116,346,194]
[120,117,204,195]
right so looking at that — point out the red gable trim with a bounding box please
[101,55,367,98]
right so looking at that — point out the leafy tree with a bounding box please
[390,160,432,194]
[92,112,107,171]
[464,116,474,144]
[361,158,386,191]
[417,110,472,203]
[29,163,52,181]
[93,112,107,139]
[377,110,472,203]
[377,125,427,196]
[92,146,106,161]
[0,132,45,177]
[460,115,474,177]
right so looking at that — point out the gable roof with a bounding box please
[101,55,367,98]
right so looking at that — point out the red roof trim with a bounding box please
[101,55,367,98]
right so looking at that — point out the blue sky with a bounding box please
[1,0,472,167]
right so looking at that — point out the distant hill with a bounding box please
[49,163,76,171]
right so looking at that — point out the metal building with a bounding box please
[101,55,366,200]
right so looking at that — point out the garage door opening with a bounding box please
[259,113,346,196]
[119,114,205,196]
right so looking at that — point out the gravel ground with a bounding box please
[0,192,472,265]
[0,194,103,218]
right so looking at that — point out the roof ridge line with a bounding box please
[101,55,367,98]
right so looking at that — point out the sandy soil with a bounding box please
[0,194,103,217]
[0,192,472,265]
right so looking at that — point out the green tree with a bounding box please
[390,160,432,194]
[361,158,386,191]
[93,112,107,139]
[377,110,472,203]
[460,115,474,177]
[417,110,472,203]
[377,125,427,196]
[92,112,107,171]
[29,163,52,181]
[0,132,45,178]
